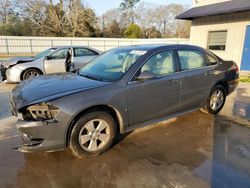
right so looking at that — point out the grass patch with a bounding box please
[240,74,250,83]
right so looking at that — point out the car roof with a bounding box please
[113,44,205,52]
[53,46,90,49]
[51,46,102,53]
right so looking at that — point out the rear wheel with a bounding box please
[22,68,42,80]
[69,111,117,158]
[204,85,226,114]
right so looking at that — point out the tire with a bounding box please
[22,68,42,80]
[204,85,226,114]
[69,111,117,158]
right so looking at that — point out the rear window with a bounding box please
[74,48,98,57]
[206,54,218,65]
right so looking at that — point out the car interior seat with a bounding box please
[160,55,174,75]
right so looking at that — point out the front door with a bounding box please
[73,48,99,70]
[44,48,68,74]
[241,26,250,70]
[127,50,181,125]
[177,50,215,111]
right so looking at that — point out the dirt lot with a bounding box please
[0,83,250,188]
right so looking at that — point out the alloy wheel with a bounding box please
[209,89,225,111]
[25,71,40,79]
[78,119,110,152]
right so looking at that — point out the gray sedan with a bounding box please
[1,46,101,83]
[11,44,239,158]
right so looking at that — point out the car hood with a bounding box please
[11,73,110,110]
[2,56,35,68]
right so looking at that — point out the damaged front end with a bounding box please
[14,102,67,153]
[22,103,59,122]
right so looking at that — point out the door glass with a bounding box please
[140,51,175,77]
[50,49,68,60]
[178,50,206,71]
[206,54,218,65]
[74,48,98,57]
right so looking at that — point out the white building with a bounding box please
[177,0,250,70]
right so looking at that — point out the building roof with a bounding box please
[176,0,250,20]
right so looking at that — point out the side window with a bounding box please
[140,51,175,77]
[50,49,67,60]
[178,50,206,71]
[74,48,98,57]
[206,54,218,65]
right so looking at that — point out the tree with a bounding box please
[133,2,191,38]
[0,0,12,23]
[120,0,140,24]
[124,23,142,38]
[20,0,98,37]
[146,26,162,38]
[105,20,123,38]
[98,8,127,37]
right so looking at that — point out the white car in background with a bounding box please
[0,46,101,83]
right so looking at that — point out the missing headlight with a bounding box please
[22,103,59,121]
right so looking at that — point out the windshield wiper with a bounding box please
[80,74,103,81]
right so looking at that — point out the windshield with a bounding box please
[79,48,147,82]
[35,48,56,59]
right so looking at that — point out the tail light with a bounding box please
[233,63,239,73]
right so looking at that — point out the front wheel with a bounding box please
[204,85,226,114]
[69,111,117,158]
[22,68,42,80]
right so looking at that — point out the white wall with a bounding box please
[190,11,250,68]
[193,0,231,7]
[0,36,190,55]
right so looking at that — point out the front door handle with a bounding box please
[205,71,214,76]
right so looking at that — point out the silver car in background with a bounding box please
[0,46,101,83]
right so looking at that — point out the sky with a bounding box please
[85,0,193,15]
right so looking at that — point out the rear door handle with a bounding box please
[168,79,179,84]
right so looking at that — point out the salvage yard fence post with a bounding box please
[0,36,190,55]
[5,38,9,54]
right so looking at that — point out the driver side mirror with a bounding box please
[136,71,156,81]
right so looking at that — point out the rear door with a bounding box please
[44,48,68,74]
[73,48,99,69]
[177,49,215,111]
[127,50,181,125]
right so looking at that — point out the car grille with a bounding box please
[0,64,7,81]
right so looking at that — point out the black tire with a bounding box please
[69,111,117,158]
[22,68,42,80]
[204,85,226,114]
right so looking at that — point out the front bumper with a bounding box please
[6,66,22,83]
[16,119,67,153]
[0,65,7,81]
[228,79,239,95]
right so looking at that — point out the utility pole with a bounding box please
[102,14,106,37]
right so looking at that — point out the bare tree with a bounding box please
[0,0,12,23]
[20,0,97,37]
[134,2,190,38]
[120,0,140,24]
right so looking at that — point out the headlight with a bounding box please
[22,103,59,121]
